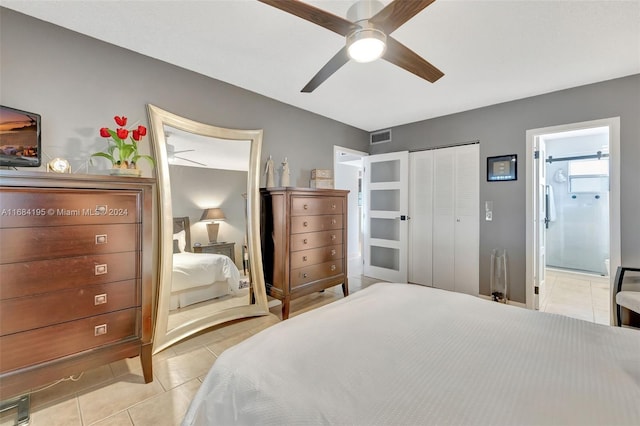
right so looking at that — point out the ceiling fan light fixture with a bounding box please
[347,27,386,63]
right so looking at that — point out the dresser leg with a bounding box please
[342,278,349,297]
[140,343,153,383]
[282,297,291,320]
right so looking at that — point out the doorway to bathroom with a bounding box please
[543,127,610,323]
[526,117,621,325]
[544,128,610,276]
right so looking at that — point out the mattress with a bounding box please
[172,252,243,294]
[183,282,640,426]
[169,282,229,311]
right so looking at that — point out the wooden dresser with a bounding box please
[261,187,348,319]
[0,171,156,399]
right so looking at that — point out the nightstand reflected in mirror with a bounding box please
[192,241,235,263]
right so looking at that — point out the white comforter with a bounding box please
[172,252,242,294]
[183,283,640,426]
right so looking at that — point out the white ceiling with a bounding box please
[3,0,639,132]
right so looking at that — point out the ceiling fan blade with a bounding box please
[301,46,350,93]
[257,0,357,37]
[175,156,207,167]
[370,0,436,34]
[383,36,444,83]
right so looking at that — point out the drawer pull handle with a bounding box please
[94,293,108,305]
[303,221,308,227]
[303,239,308,244]
[95,234,108,244]
[331,204,336,209]
[330,265,337,271]
[331,249,336,256]
[94,324,108,336]
[95,264,108,275]
[302,256,308,261]
[331,219,337,225]
[303,273,308,278]
[303,204,308,210]
[331,234,336,240]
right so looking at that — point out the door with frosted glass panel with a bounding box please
[363,151,409,282]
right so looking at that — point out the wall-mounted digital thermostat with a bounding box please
[487,155,517,181]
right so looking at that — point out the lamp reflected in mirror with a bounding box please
[200,207,225,243]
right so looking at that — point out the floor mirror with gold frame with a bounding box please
[147,104,268,354]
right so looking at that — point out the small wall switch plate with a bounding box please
[485,201,493,221]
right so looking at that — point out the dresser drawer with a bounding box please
[0,224,139,263]
[0,308,138,373]
[291,260,344,287]
[0,252,138,299]
[290,215,342,234]
[290,230,343,252]
[1,280,138,335]
[0,188,140,228]
[291,196,344,216]
[290,245,343,269]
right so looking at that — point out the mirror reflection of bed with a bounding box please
[169,216,249,331]
[163,123,254,336]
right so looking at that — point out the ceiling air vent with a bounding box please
[370,129,392,145]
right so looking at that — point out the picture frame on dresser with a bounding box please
[0,171,157,404]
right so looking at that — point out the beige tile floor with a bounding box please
[540,268,611,325]
[0,275,379,426]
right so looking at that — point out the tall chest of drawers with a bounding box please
[261,187,348,319]
[0,172,156,399]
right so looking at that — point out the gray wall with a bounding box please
[170,166,247,265]
[372,74,640,302]
[0,8,369,185]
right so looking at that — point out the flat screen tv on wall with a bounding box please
[0,105,41,167]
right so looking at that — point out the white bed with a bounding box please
[183,282,640,426]
[170,251,245,310]
[171,217,247,310]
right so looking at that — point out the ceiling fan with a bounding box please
[165,133,207,167]
[257,0,444,92]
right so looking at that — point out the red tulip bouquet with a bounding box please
[92,115,154,169]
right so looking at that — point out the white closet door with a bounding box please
[432,148,456,291]
[453,144,479,295]
[363,151,409,283]
[408,150,433,285]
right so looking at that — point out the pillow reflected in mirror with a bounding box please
[173,230,186,252]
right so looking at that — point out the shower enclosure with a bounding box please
[545,133,610,276]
